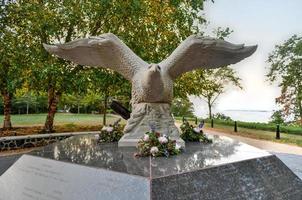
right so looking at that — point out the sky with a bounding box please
[191,0,302,117]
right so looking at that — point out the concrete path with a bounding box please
[204,128,302,179]
[204,128,302,155]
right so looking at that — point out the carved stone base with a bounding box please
[118,103,185,147]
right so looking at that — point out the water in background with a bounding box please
[221,110,273,123]
[190,97,275,123]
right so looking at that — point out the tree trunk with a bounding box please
[207,97,212,119]
[26,101,29,115]
[208,104,212,119]
[44,87,61,133]
[296,87,302,125]
[2,90,12,129]
[298,97,302,125]
[103,94,108,125]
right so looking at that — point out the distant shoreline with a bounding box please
[224,110,272,113]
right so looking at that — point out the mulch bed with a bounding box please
[0,125,102,137]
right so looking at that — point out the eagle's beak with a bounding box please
[149,64,161,73]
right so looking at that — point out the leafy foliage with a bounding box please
[86,68,131,124]
[2,0,209,130]
[0,1,33,128]
[180,68,242,119]
[269,110,285,125]
[2,0,235,132]
[267,35,302,125]
[213,113,232,121]
[171,98,195,117]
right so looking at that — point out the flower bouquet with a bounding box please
[136,130,182,157]
[180,119,212,143]
[96,118,124,142]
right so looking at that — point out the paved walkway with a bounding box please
[204,128,302,155]
[205,128,302,179]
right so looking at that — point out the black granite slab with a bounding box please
[29,134,271,178]
[29,136,151,177]
[151,155,302,200]
[1,134,301,199]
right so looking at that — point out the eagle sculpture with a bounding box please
[44,33,257,147]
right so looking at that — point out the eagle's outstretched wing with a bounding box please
[43,33,148,81]
[160,35,257,80]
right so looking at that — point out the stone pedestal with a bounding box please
[1,135,301,200]
[119,103,185,147]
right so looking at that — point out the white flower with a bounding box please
[102,126,114,133]
[106,127,114,132]
[175,143,181,150]
[143,134,150,142]
[158,136,168,144]
[94,134,100,140]
[150,146,159,156]
[193,127,201,133]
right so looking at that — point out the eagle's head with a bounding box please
[147,63,161,75]
[144,63,162,83]
[140,63,164,98]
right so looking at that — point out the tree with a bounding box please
[196,68,242,119]
[0,2,29,129]
[12,1,91,132]
[171,98,195,117]
[213,113,232,121]
[11,0,210,131]
[14,89,38,115]
[87,69,131,125]
[267,35,302,125]
[80,92,102,114]
[269,110,285,125]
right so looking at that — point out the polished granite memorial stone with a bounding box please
[1,134,302,200]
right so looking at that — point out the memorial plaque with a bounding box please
[0,155,149,200]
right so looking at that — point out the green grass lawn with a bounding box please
[203,123,302,147]
[175,119,302,147]
[0,113,123,126]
